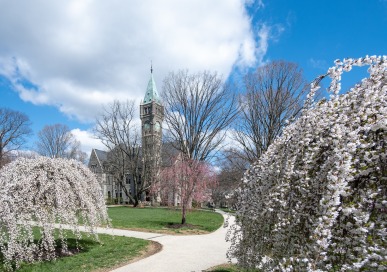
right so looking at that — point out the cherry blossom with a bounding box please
[155,157,217,224]
[0,157,109,271]
[227,56,386,271]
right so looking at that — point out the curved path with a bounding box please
[94,210,235,272]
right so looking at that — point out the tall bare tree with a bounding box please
[212,149,248,208]
[233,60,308,164]
[161,70,239,162]
[94,100,146,207]
[0,108,32,168]
[35,124,87,162]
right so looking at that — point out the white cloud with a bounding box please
[71,128,105,157]
[309,58,328,70]
[255,24,271,65]
[0,0,261,122]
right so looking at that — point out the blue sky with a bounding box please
[0,0,386,156]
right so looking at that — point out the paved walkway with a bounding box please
[92,211,235,272]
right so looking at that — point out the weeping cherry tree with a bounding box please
[0,157,109,271]
[227,56,386,271]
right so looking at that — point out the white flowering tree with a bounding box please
[227,56,387,271]
[0,157,109,271]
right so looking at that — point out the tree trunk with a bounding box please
[181,204,187,225]
[133,198,139,207]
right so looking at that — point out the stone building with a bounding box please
[88,68,164,204]
[140,66,164,193]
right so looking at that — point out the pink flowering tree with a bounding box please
[0,157,109,271]
[227,56,387,271]
[156,157,217,224]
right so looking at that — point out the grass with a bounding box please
[0,230,150,272]
[108,206,224,234]
[219,208,236,214]
[0,207,223,270]
[207,263,260,272]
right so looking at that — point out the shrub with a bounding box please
[227,56,387,271]
[0,157,109,270]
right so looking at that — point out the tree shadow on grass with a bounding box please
[166,222,199,229]
[55,237,100,256]
[0,237,100,271]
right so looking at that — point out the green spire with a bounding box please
[143,66,160,104]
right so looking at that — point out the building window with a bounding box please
[144,106,152,114]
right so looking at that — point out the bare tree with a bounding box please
[35,124,87,162]
[233,60,308,164]
[212,149,247,209]
[12,150,40,160]
[94,100,147,207]
[66,140,88,163]
[0,108,32,168]
[161,70,239,161]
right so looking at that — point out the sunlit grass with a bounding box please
[0,230,149,272]
[108,206,224,234]
[0,207,224,270]
[207,263,260,272]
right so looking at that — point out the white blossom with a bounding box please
[0,157,109,271]
[227,56,387,271]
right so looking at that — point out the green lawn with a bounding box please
[219,208,236,214]
[1,207,223,271]
[108,206,224,234]
[1,232,149,272]
[207,264,260,272]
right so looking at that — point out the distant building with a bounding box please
[88,148,118,201]
[88,68,164,204]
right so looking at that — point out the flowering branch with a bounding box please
[0,157,109,271]
[227,55,387,271]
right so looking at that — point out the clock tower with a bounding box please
[140,67,164,195]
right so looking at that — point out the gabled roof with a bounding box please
[142,73,161,104]
[94,149,107,162]
[161,142,181,167]
[90,149,107,171]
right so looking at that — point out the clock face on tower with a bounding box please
[155,122,161,132]
[144,122,150,133]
